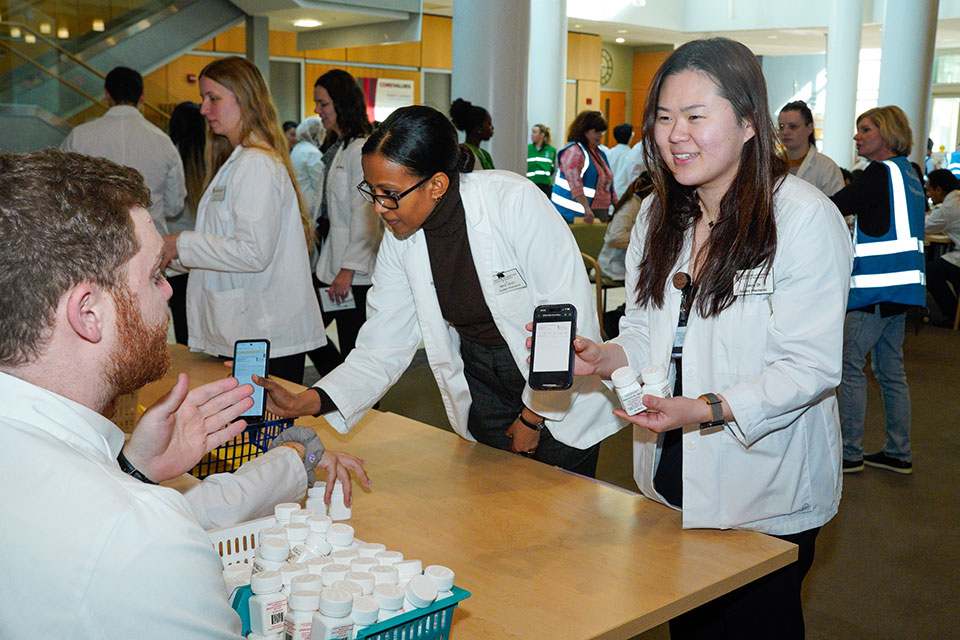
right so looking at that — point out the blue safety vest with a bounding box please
[848,156,926,309]
[550,142,613,222]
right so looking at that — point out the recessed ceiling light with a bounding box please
[293,19,322,28]
[617,29,628,34]
[10,26,21,38]
[39,22,51,34]
[768,35,778,39]
[92,18,105,32]
[574,23,582,28]
[615,37,625,43]
[57,26,69,39]
[24,33,36,43]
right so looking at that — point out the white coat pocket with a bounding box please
[200,288,250,348]
[714,295,770,377]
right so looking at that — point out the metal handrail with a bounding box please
[0,40,108,110]
[0,20,171,123]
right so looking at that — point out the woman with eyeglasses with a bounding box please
[777,100,845,196]
[161,56,326,384]
[568,39,852,637]
[310,69,382,372]
[255,105,620,476]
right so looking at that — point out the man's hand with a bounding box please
[122,374,254,483]
[328,268,355,304]
[315,450,371,507]
[505,412,542,456]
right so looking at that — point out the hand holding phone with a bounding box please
[528,304,577,390]
[232,339,270,422]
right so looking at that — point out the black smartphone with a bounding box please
[232,339,270,423]
[528,304,577,390]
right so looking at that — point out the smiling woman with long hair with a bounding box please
[570,38,853,638]
[161,56,326,384]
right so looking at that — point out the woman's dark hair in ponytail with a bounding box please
[362,105,472,177]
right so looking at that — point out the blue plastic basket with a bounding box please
[355,586,471,640]
[191,415,294,479]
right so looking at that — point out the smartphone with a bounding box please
[528,304,577,390]
[232,339,270,423]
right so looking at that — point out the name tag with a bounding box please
[211,186,226,202]
[493,269,527,294]
[734,267,774,296]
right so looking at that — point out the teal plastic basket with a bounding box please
[356,586,471,640]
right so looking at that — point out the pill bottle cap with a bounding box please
[331,549,359,564]
[351,557,379,572]
[320,563,351,586]
[329,481,344,494]
[223,562,252,582]
[611,366,639,388]
[325,523,355,547]
[306,556,335,574]
[306,515,332,533]
[284,523,310,542]
[290,509,314,524]
[373,583,405,610]
[250,570,282,593]
[394,559,422,580]
[368,565,400,585]
[319,587,353,617]
[404,575,438,608]
[274,502,299,522]
[305,532,333,554]
[279,563,308,584]
[307,482,326,498]
[374,550,404,566]
[352,596,380,625]
[357,542,387,557]
[640,364,667,385]
[259,538,290,562]
[424,565,455,592]
[291,573,324,592]
[259,526,287,544]
[287,589,321,611]
[332,579,363,600]
[345,571,375,594]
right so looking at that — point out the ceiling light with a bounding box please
[10,26,20,38]
[574,23,582,28]
[293,19,323,28]
[768,35,778,39]
[24,33,35,43]
[57,26,69,39]
[39,22,51,34]
[617,29,628,34]
[92,18,105,32]
[615,37,625,43]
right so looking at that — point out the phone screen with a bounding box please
[233,340,269,421]
[532,321,574,372]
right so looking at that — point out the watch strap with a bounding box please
[117,450,157,485]
[697,393,725,430]
[517,413,546,432]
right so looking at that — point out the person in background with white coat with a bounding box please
[310,69,382,373]
[290,116,326,219]
[778,100,845,197]
[256,105,622,477]
[569,39,852,638]
[161,56,326,385]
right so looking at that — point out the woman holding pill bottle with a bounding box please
[255,105,620,476]
[567,38,852,638]
[160,56,326,384]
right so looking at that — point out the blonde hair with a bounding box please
[857,105,913,157]
[199,56,313,247]
[533,123,552,146]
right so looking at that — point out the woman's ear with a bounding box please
[429,172,450,201]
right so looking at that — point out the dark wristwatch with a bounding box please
[117,450,157,485]
[517,413,546,432]
[697,393,725,430]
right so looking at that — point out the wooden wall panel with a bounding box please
[567,33,601,81]
[577,79,600,116]
[214,26,245,53]
[631,50,671,136]
[304,63,420,119]
[270,31,299,58]
[346,40,421,65]
[600,90,627,147]
[420,15,452,69]
[163,54,220,105]
[303,47,347,61]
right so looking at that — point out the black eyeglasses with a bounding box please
[356,175,431,210]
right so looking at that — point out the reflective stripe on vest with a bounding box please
[551,142,593,217]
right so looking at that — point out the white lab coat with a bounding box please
[61,105,186,235]
[613,175,853,534]
[317,170,622,449]
[315,137,383,286]
[178,145,327,358]
[0,372,243,639]
[795,146,845,197]
[925,189,960,268]
[290,140,325,218]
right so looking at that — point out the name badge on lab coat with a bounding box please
[211,186,226,202]
[493,269,527,294]
[734,267,774,296]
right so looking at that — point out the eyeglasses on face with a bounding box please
[356,175,431,210]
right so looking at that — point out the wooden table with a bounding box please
[143,346,797,640]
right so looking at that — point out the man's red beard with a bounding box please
[106,284,171,396]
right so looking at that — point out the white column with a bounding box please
[822,0,863,169]
[528,0,567,157]
[877,0,939,166]
[452,0,531,174]
[245,15,270,86]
